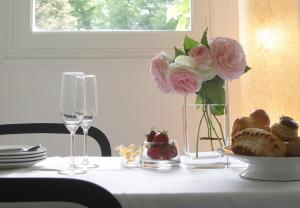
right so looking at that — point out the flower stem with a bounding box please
[208,108,223,147]
[206,106,215,151]
[206,107,213,150]
[183,95,189,156]
[196,112,205,158]
[203,106,213,151]
[211,109,226,145]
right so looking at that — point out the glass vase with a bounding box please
[182,89,230,168]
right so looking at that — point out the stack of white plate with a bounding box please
[0,145,47,169]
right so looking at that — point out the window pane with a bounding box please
[33,0,191,31]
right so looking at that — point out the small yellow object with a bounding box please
[114,144,142,162]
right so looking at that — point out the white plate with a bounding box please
[0,157,46,169]
[0,146,46,156]
[221,146,300,181]
[0,155,47,163]
[0,151,47,159]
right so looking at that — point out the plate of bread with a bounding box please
[221,109,300,181]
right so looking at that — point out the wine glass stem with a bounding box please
[83,129,89,160]
[70,132,75,169]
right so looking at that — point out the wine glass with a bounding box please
[59,72,86,175]
[80,75,99,168]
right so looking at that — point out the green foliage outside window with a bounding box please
[34,0,191,31]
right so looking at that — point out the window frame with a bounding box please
[3,0,238,63]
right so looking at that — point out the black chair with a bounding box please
[0,177,122,208]
[0,123,111,156]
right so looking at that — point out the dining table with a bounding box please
[0,155,300,208]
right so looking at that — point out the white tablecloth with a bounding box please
[1,156,300,208]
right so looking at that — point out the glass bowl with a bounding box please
[140,140,180,169]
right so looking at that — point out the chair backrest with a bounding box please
[0,123,111,156]
[0,177,122,208]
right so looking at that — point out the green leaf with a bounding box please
[183,35,199,54]
[210,105,225,116]
[195,94,203,104]
[202,82,226,104]
[244,65,251,73]
[197,81,225,115]
[174,47,185,58]
[200,27,210,49]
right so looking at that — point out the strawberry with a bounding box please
[146,129,156,142]
[159,144,177,160]
[160,144,171,160]
[169,144,178,158]
[147,145,161,159]
[153,131,169,143]
[147,143,178,160]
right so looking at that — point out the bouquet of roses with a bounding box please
[150,28,250,150]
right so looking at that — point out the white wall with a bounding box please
[0,60,185,156]
[0,0,240,156]
[239,0,300,123]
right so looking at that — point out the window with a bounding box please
[34,0,191,31]
[3,0,238,62]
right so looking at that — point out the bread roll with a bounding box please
[249,109,270,128]
[231,117,253,137]
[286,138,300,156]
[231,109,270,137]
[271,116,298,141]
[232,128,287,157]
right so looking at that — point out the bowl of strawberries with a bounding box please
[140,129,180,169]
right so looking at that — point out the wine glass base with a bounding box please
[76,163,99,169]
[76,158,99,169]
[58,168,86,175]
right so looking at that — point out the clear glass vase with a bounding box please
[182,93,230,168]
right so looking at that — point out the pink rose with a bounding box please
[189,46,212,69]
[210,37,246,80]
[167,63,202,95]
[150,53,172,93]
